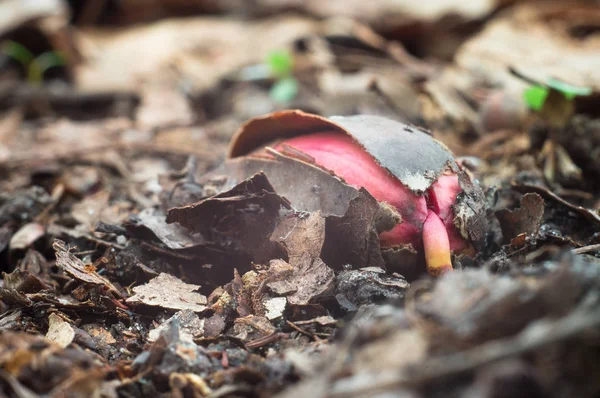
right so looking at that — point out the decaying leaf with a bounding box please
[75,15,320,93]
[203,152,360,219]
[148,310,205,343]
[126,273,208,313]
[232,315,277,342]
[71,191,110,232]
[457,4,600,94]
[46,313,75,348]
[125,208,206,249]
[269,212,335,305]
[0,187,52,225]
[2,269,50,293]
[272,211,325,264]
[8,222,45,251]
[496,193,544,244]
[453,171,488,248]
[322,188,386,270]
[0,330,105,395]
[335,267,409,312]
[53,239,120,294]
[167,173,291,264]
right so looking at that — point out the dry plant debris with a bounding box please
[0,1,600,397]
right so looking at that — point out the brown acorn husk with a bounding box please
[227,110,459,195]
[202,110,487,275]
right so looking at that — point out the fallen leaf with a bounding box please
[2,269,50,293]
[232,315,276,342]
[322,188,386,270]
[269,212,335,305]
[496,193,544,244]
[426,3,600,132]
[81,324,117,346]
[148,310,205,343]
[59,166,102,196]
[46,313,75,348]
[135,81,195,130]
[335,267,409,312]
[9,222,45,251]
[206,151,361,218]
[53,239,120,294]
[167,172,291,264]
[125,208,205,249]
[75,15,319,93]
[453,171,488,248]
[126,273,207,313]
[71,191,110,231]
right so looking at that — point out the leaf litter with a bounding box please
[0,1,600,397]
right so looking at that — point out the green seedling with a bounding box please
[266,49,293,78]
[265,49,298,103]
[523,78,592,129]
[520,75,592,182]
[1,40,66,85]
[524,78,592,111]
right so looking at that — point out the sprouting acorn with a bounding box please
[212,110,486,277]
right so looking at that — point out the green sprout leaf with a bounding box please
[2,41,66,85]
[28,51,66,84]
[546,78,592,100]
[266,49,293,78]
[524,78,593,112]
[524,85,549,111]
[270,76,298,103]
[1,40,34,67]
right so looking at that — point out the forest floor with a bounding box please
[1,1,600,397]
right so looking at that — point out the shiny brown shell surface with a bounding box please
[227,110,459,194]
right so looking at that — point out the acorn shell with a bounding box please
[227,110,459,194]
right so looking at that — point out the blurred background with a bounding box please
[2,0,600,197]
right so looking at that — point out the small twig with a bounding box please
[572,243,600,255]
[286,320,315,338]
[245,332,288,349]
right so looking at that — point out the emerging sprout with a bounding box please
[1,40,66,85]
[265,49,298,103]
[223,111,486,277]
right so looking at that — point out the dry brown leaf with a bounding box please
[125,208,205,249]
[53,239,120,294]
[71,191,110,231]
[496,193,544,244]
[167,172,291,264]
[46,313,75,348]
[126,273,207,312]
[148,310,205,343]
[232,315,276,342]
[269,212,335,305]
[9,223,45,251]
